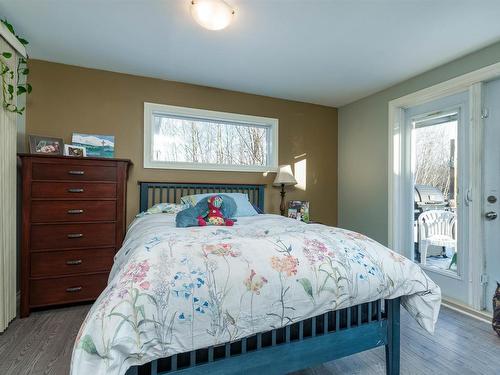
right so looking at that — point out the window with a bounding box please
[144,103,278,172]
[412,112,459,273]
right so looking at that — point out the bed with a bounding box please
[70,182,441,375]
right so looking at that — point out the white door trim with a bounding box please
[468,82,484,309]
[388,62,500,310]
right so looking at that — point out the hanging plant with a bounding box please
[0,19,30,115]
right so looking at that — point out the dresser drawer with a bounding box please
[31,200,116,223]
[32,181,117,198]
[31,248,115,277]
[30,273,108,307]
[31,223,116,250]
[32,162,117,181]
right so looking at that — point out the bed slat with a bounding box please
[171,354,177,371]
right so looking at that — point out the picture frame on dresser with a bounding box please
[64,144,87,157]
[18,153,131,317]
[28,135,64,155]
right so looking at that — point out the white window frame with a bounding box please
[144,102,279,172]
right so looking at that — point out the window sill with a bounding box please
[144,160,278,173]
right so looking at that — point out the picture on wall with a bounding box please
[72,133,115,158]
[288,200,310,223]
[29,135,64,155]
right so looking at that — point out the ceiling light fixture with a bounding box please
[190,0,235,31]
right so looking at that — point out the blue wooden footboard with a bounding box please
[126,298,401,375]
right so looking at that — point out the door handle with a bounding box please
[485,211,498,220]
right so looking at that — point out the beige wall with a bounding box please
[26,60,338,226]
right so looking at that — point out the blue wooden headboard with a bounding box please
[138,181,265,213]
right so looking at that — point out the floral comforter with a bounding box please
[71,214,441,375]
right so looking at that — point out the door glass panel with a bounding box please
[412,112,458,275]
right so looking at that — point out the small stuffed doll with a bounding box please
[176,194,237,228]
[198,195,234,226]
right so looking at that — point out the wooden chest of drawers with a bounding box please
[19,154,131,317]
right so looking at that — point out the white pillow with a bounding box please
[136,203,189,218]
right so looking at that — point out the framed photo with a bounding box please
[64,144,86,157]
[29,135,64,155]
[288,200,310,223]
[72,133,115,158]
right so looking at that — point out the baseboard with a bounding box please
[441,297,492,324]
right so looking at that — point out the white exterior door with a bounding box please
[482,78,500,312]
[404,91,471,306]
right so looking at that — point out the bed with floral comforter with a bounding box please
[71,214,441,375]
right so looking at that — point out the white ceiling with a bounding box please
[2,0,500,107]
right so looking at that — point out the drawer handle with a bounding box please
[67,209,84,214]
[66,259,82,265]
[66,286,83,293]
[68,170,85,175]
[67,233,83,239]
[67,188,84,193]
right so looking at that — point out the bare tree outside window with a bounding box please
[152,115,269,166]
[413,120,457,202]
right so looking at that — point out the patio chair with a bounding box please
[418,210,456,266]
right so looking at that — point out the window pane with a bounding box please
[152,114,269,167]
[412,117,458,274]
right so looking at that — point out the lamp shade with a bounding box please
[273,165,297,186]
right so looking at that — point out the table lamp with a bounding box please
[273,164,298,216]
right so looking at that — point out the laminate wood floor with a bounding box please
[0,304,498,375]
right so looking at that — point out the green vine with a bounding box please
[0,19,30,115]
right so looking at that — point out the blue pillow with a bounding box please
[181,193,258,217]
